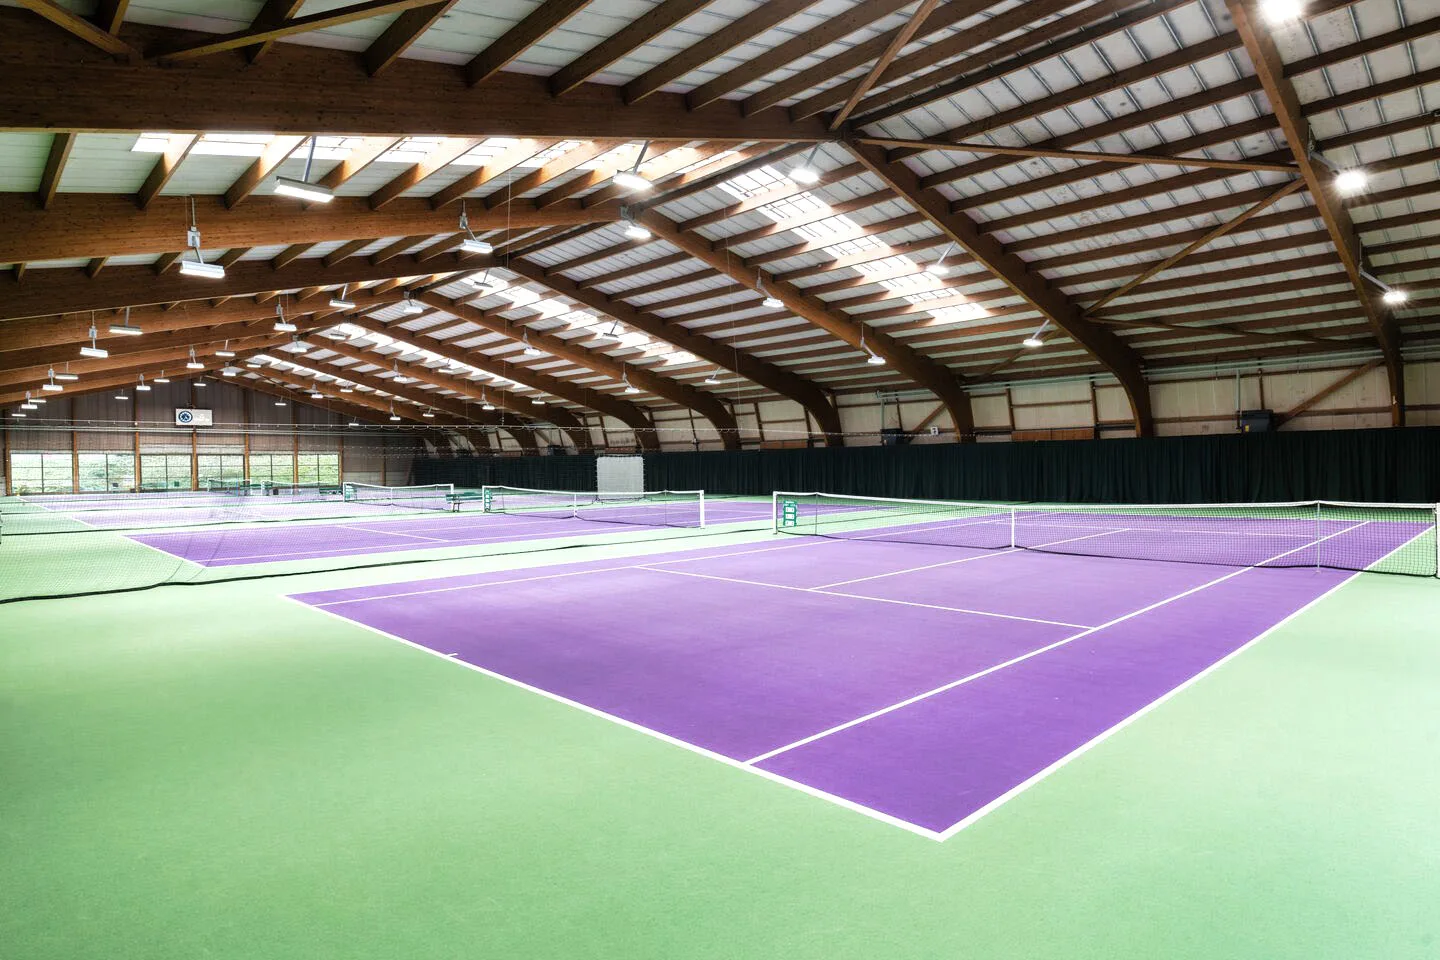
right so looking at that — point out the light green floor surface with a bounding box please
[2,530,1438,959]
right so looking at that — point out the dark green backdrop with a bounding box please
[413,427,1440,504]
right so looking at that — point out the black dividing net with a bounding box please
[773,492,1439,577]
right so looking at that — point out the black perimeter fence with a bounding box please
[412,426,1440,505]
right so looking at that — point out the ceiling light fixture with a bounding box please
[704,369,721,385]
[79,324,109,359]
[423,408,436,417]
[1259,0,1304,24]
[613,141,651,192]
[1023,321,1049,348]
[522,330,542,357]
[273,136,334,203]
[622,369,640,395]
[758,274,783,309]
[53,364,79,382]
[860,323,885,365]
[108,307,143,336]
[789,143,823,185]
[1382,289,1408,305]
[458,201,494,254]
[186,347,204,371]
[179,197,225,278]
[154,371,170,384]
[215,339,235,358]
[135,374,151,392]
[194,379,207,388]
[620,205,651,241]
[328,284,357,310]
[274,302,297,333]
[402,295,425,315]
[925,242,955,277]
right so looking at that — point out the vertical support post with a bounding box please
[70,429,79,494]
[189,380,198,490]
[1009,506,1017,550]
[1433,503,1439,579]
[1315,500,1322,571]
[697,491,706,529]
[1,415,10,496]
[771,491,778,533]
[132,394,141,492]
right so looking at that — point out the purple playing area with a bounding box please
[123,499,772,566]
[290,518,1411,838]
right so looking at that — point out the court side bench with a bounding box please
[446,491,486,512]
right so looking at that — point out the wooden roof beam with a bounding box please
[351,303,660,447]
[1224,0,1405,424]
[36,133,74,210]
[548,0,710,96]
[327,322,591,450]
[412,291,742,448]
[828,0,943,130]
[0,12,833,143]
[465,0,593,86]
[151,1,443,62]
[0,193,612,264]
[14,0,136,56]
[846,140,1150,435]
[505,259,843,444]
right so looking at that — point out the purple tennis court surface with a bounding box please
[291,519,1417,838]
[127,499,772,566]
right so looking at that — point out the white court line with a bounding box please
[331,524,448,543]
[742,520,1369,766]
[286,595,944,842]
[810,528,1129,589]
[642,567,1093,630]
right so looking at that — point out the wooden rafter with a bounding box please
[242,0,305,63]
[549,0,711,96]
[856,137,1299,175]
[486,140,627,210]
[1084,178,1307,315]
[369,138,484,209]
[346,311,660,447]
[36,132,74,210]
[409,291,742,447]
[364,1,459,75]
[505,259,844,443]
[136,134,196,210]
[465,0,593,86]
[14,0,136,56]
[151,0,443,62]
[224,135,307,208]
[640,210,975,438]
[1224,0,1405,425]
[623,0,816,104]
[846,140,1152,434]
[92,1,130,35]
[828,0,943,130]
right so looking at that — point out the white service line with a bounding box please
[642,566,1093,629]
[742,519,1369,767]
[331,524,448,542]
[811,527,1129,589]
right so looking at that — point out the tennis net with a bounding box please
[342,482,454,512]
[772,492,1440,577]
[476,485,706,528]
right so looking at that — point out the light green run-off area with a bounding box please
[1,538,1438,959]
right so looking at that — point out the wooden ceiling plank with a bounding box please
[427,138,553,209]
[465,0,593,86]
[488,140,629,210]
[364,1,459,75]
[549,0,711,96]
[316,137,400,190]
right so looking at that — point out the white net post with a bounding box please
[1434,503,1439,578]
[698,492,706,529]
[1315,500,1322,571]
[1009,506,1017,549]
[771,492,779,533]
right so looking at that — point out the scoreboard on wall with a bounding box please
[174,408,213,427]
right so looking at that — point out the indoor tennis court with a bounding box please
[4,0,1440,957]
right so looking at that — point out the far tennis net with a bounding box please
[476,485,706,528]
[772,492,1440,577]
[342,482,454,512]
